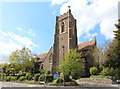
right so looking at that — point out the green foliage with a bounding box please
[34,74,40,81]
[90,67,98,75]
[87,46,101,67]
[101,67,115,76]
[46,74,53,82]
[9,47,34,73]
[6,76,11,81]
[26,73,33,80]
[90,75,112,79]
[101,67,109,76]
[39,74,45,81]
[1,73,5,80]
[21,72,26,76]
[53,77,63,84]
[10,76,17,81]
[19,76,26,81]
[17,74,21,80]
[59,49,84,79]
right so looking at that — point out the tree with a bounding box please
[9,47,34,72]
[87,46,102,68]
[58,49,84,79]
[101,40,118,68]
[113,22,120,68]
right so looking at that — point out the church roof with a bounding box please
[37,52,48,63]
[37,39,96,63]
[78,39,96,51]
[37,47,53,63]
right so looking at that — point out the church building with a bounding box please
[38,8,96,76]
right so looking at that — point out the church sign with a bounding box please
[53,73,60,79]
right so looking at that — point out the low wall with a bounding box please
[77,78,113,85]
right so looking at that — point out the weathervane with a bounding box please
[68,5,71,9]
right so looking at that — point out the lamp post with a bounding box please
[62,45,65,86]
[43,66,47,87]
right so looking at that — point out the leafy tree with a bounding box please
[87,46,102,68]
[9,47,34,72]
[113,22,120,68]
[58,49,84,79]
[30,54,40,73]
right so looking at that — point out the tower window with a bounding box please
[49,54,53,64]
[61,22,65,33]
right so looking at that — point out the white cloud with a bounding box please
[0,30,22,56]
[0,30,39,63]
[51,0,69,5]
[52,11,56,15]
[8,32,38,49]
[51,0,119,41]
[84,33,98,41]
[17,27,23,31]
[28,28,36,37]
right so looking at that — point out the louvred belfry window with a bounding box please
[61,22,65,33]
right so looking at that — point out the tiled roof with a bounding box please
[78,39,96,51]
[37,47,53,63]
[37,52,48,63]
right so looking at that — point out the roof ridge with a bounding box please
[78,39,95,45]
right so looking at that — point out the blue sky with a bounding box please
[0,0,119,63]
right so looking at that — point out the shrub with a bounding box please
[19,76,26,81]
[90,67,98,75]
[39,74,45,81]
[17,74,21,80]
[26,73,33,80]
[53,77,63,84]
[90,75,114,80]
[21,72,26,76]
[109,67,115,76]
[1,74,5,80]
[34,74,40,81]
[64,75,72,82]
[10,76,17,81]
[27,75,33,80]
[6,76,11,81]
[46,74,53,82]
[101,67,110,76]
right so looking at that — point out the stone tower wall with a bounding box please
[52,9,78,73]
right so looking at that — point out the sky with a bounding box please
[0,0,119,63]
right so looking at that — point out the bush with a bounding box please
[17,74,21,80]
[21,72,26,76]
[19,76,26,81]
[101,67,112,76]
[90,67,98,75]
[26,73,33,80]
[10,76,17,81]
[39,74,45,81]
[34,74,40,81]
[90,75,114,80]
[64,75,72,82]
[109,67,115,76]
[1,74,5,80]
[6,76,11,81]
[46,74,53,82]
[53,77,63,84]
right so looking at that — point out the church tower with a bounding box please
[52,8,78,73]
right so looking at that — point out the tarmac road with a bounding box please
[0,81,119,89]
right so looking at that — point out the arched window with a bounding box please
[61,22,65,33]
[49,54,53,64]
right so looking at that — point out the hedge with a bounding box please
[19,76,26,81]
